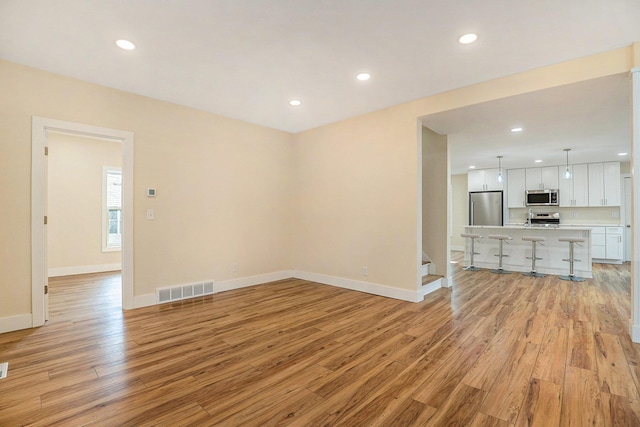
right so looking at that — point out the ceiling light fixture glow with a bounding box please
[356,73,371,81]
[458,33,478,44]
[618,152,628,156]
[510,127,523,133]
[116,39,136,50]
[289,99,301,106]
[496,155,504,183]
[563,148,572,180]
[469,165,476,169]
[534,159,542,163]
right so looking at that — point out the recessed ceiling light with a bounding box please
[618,152,628,156]
[534,159,542,163]
[116,39,136,50]
[289,99,301,106]
[510,127,523,133]
[356,73,371,81]
[458,33,478,44]
[469,165,476,169]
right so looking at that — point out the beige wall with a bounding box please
[0,59,293,320]
[422,127,449,277]
[47,132,122,272]
[1,43,635,325]
[292,111,420,290]
[450,174,469,250]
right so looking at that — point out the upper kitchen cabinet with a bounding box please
[525,166,559,190]
[588,162,620,206]
[468,168,504,191]
[507,169,526,208]
[558,164,589,207]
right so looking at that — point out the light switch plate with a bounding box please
[146,209,154,220]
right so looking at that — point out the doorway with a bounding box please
[31,117,134,327]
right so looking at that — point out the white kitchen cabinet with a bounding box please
[468,168,504,191]
[525,166,559,190]
[588,162,620,206]
[591,227,606,259]
[591,226,623,263]
[507,169,526,208]
[605,226,623,261]
[558,164,589,207]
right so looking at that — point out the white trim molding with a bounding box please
[294,270,424,302]
[420,279,443,297]
[0,314,33,334]
[630,66,640,342]
[131,270,295,309]
[32,117,134,328]
[215,270,295,293]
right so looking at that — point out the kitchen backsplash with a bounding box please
[509,207,621,225]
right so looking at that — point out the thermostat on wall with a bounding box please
[147,188,156,197]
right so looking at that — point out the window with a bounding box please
[103,167,122,251]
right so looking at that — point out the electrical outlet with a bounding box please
[612,211,619,218]
[573,212,577,218]
[232,263,238,272]
[363,266,368,276]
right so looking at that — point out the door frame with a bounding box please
[623,174,631,262]
[31,117,134,327]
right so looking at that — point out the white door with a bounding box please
[625,176,632,261]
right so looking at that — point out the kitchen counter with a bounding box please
[463,225,592,278]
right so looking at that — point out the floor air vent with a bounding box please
[0,362,8,379]
[157,281,214,304]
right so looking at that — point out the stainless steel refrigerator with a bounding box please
[469,191,503,226]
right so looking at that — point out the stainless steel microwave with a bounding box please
[526,189,559,206]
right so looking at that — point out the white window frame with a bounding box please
[102,166,122,252]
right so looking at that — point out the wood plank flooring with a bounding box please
[1,254,640,426]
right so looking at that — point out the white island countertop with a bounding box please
[463,225,592,278]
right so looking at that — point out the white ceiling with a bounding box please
[424,73,632,174]
[1,0,639,167]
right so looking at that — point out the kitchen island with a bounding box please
[463,225,592,278]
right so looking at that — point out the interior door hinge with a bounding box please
[44,216,48,225]
[44,146,48,155]
[44,285,48,295]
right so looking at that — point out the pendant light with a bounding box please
[563,148,572,179]
[496,155,504,183]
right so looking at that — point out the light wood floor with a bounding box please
[1,255,640,426]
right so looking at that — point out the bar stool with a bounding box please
[558,237,585,282]
[522,236,545,277]
[488,234,512,274]
[461,233,482,271]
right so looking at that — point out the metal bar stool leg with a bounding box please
[461,233,481,271]
[559,237,585,282]
[522,236,545,277]
[488,234,511,274]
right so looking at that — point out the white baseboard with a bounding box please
[0,314,33,334]
[131,270,295,309]
[215,270,294,293]
[293,270,423,302]
[420,279,442,297]
[133,293,157,309]
[630,319,640,343]
[451,245,464,252]
[48,263,121,277]
[440,276,453,288]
